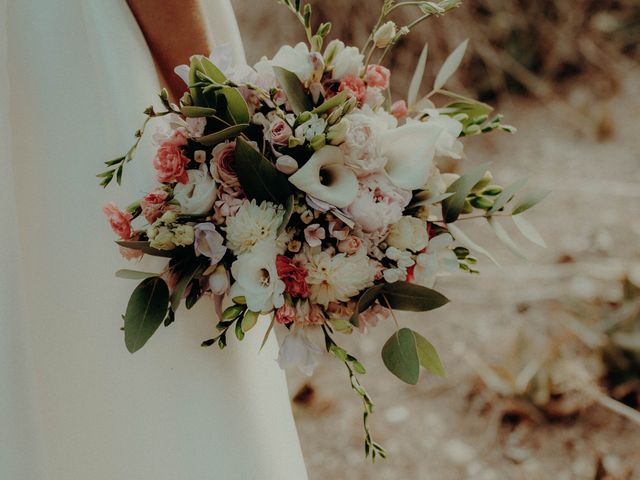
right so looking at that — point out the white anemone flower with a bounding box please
[277,325,322,376]
[229,239,285,313]
[173,164,217,215]
[380,122,443,190]
[413,233,459,287]
[288,146,358,208]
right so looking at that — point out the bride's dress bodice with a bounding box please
[0,1,307,478]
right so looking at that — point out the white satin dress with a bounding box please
[0,1,308,479]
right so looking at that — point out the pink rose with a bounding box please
[337,235,363,255]
[303,224,326,247]
[391,100,408,120]
[345,174,411,233]
[364,64,391,89]
[153,133,190,184]
[268,118,292,146]
[140,189,169,223]
[338,75,366,104]
[275,303,297,325]
[211,141,240,189]
[103,202,133,240]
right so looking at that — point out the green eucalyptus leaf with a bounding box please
[234,137,291,205]
[381,328,420,385]
[273,66,313,114]
[412,331,445,377]
[441,162,491,223]
[115,270,158,280]
[197,124,249,146]
[381,282,449,312]
[124,277,170,353]
[512,189,551,215]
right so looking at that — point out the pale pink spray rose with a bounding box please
[337,235,363,255]
[275,303,297,325]
[358,304,391,333]
[364,64,391,89]
[338,75,366,104]
[345,174,411,233]
[140,189,169,224]
[268,117,293,146]
[211,141,240,189]
[153,132,190,184]
[194,223,227,264]
[213,191,244,222]
[119,246,143,261]
[328,219,350,241]
[390,100,409,120]
[103,202,133,240]
[308,304,327,325]
[304,224,326,247]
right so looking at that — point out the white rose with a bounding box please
[373,21,397,48]
[229,239,285,313]
[332,46,364,80]
[271,43,314,82]
[174,164,217,215]
[386,216,429,252]
[148,226,175,250]
[381,121,443,190]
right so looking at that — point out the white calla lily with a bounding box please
[381,122,443,190]
[288,146,358,208]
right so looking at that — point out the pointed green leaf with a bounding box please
[234,137,291,205]
[434,39,469,91]
[381,282,449,312]
[116,240,179,258]
[512,215,547,248]
[180,106,217,118]
[413,331,445,377]
[512,189,551,215]
[489,177,528,214]
[441,162,491,223]
[277,196,295,237]
[273,66,313,114]
[217,87,250,124]
[381,328,420,385]
[124,277,170,353]
[350,284,385,326]
[448,224,500,266]
[408,43,428,106]
[170,258,208,312]
[488,217,527,260]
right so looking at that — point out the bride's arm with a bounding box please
[126,0,213,101]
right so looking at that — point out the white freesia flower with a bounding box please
[298,247,376,307]
[229,239,285,313]
[277,325,322,376]
[332,46,364,80]
[225,200,285,254]
[386,216,429,252]
[288,146,358,208]
[294,114,327,143]
[413,233,459,287]
[174,164,217,215]
[423,110,465,160]
[380,122,443,190]
[271,43,314,82]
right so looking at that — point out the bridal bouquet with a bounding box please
[99,0,547,458]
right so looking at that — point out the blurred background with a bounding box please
[233,1,640,478]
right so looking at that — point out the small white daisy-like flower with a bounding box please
[225,199,285,254]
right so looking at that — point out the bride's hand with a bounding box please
[127,0,212,101]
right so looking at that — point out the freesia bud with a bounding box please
[209,265,230,295]
[310,134,326,151]
[373,21,397,48]
[276,155,299,175]
[327,119,349,145]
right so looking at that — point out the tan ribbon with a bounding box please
[126,0,213,101]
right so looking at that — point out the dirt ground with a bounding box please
[283,74,640,479]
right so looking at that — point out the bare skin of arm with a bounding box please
[127,0,212,101]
